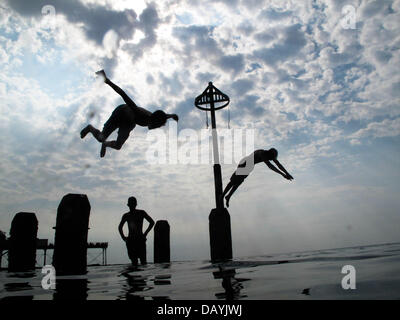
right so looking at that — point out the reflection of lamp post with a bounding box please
[195,82,232,262]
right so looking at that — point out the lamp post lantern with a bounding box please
[195,82,232,262]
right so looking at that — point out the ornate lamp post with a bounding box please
[195,82,232,262]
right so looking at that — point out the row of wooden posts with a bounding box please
[0,194,170,274]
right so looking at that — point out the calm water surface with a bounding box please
[1,242,399,300]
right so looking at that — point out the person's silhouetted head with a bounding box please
[269,148,278,160]
[148,110,168,130]
[127,196,137,210]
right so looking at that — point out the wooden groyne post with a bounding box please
[0,230,6,268]
[52,194,91,275]
[8,212,38,272]
[154,220,170,263]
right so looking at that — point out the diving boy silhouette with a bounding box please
[80,70,179,157]
[222,148,293,207]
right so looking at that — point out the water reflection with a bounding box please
[2,282,34,301]
[122,276,147,299]
[118,266,150,300]
[154,274,171,285]
[53,277,89,300]
[1,271,36,301]
[118,264,172,300]
[1,243,399,300]
[213,265,248,300]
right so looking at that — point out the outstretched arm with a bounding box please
[273,159,293,180]
[118,215,128,241]
[166,114,179,122]
[96,70,137,108]
[143,212,155,238]
[265,160,293,180]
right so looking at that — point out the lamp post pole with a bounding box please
[195,82,232,262]
[209,85,224,210]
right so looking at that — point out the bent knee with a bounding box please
[98,132,105,142]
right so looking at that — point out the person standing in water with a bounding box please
[118,196,155,266]
[222,148,294,207]
[80,70,179,157]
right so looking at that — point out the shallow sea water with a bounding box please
[1,242,399,300]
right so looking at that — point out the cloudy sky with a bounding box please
[0,0,399,264]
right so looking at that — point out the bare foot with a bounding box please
[95,69,106,81]
[225,196,230,208]
[100,143,106,158]
[80,125,91,139]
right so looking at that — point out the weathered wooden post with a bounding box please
[8,212,38,272]
[195,82,233,262]
[154,220,170,263]
[0,230,7,269]
[52,194,90,275]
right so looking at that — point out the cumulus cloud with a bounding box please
[252,24,307,66]
[121,3,160,61]
[5,0,137,44]
[350,118,400,144]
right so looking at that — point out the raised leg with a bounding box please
[80,124,105,142]
[225,184,239,208]
[100,140,123,157]
[222,181,233,198]
[100,126,132,157]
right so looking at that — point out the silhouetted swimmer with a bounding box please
[222,148,293,207]
[118,197,155,266]
[80,70,179,157]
